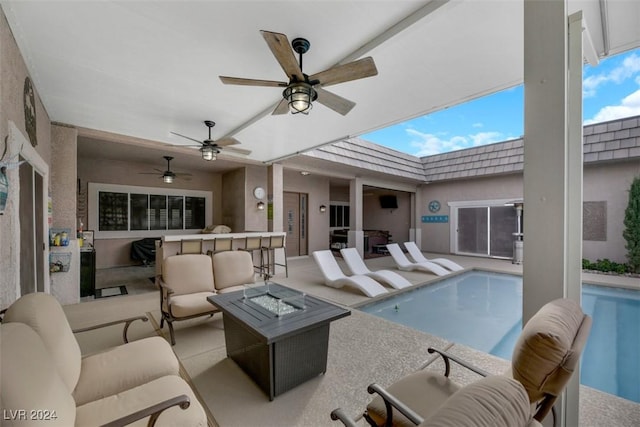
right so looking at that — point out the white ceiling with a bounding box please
[3,0,639,168]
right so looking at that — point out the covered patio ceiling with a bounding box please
[2,0,639,169]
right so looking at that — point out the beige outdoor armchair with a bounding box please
[1,292,206,426]
[158,254,218,345]
[334,298,591,427]
[332,375,539,427]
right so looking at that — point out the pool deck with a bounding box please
[68,253,640,426]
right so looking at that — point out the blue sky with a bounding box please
[363,47,640,156]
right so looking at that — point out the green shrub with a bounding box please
[623,176,640,273]
[582,258,631,274]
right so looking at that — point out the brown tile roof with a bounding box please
[309,115,640,183]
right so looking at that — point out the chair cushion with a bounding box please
[75,375,207,427]
[421,376,532,427]
[1,323,76,426]
[367,371,461,427]
[73,336,180,406]
[511,298,588,402]
[3,292,82,393]
[212,224,231,234]
[168,292,217,318]
[162,254,215,295]
[212,251,256,291]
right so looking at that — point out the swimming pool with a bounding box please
[359,270,640,403]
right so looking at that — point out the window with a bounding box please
[98,192,128,231]
[330,203,350,228]
[89,183,211,239]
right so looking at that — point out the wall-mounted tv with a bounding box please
[379,195,398,209]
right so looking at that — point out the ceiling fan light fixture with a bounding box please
[163,173,175,184]
[283,82,317,115]
[201,144,217,161]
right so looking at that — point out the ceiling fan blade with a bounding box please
[309,57,378,87]
[219,76,287,87]
[272,98,289,115]
[170,131,203,145]
[261,30,304,81]
[315,87,356,116]
[225,146,252,156]
[215,137,241,147]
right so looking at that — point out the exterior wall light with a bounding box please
[257,201,265,210]
[319,205,326,213]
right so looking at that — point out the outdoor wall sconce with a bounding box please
[319,205,326,213]
[257,201,265,210]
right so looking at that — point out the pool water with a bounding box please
[359,271,640,403]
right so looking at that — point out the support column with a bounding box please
[410,190,422,247]
[267,164,284,233]
[348,178,364,255]
[268,164,285,271]
[523,1,583,425]
[564,12,586,427]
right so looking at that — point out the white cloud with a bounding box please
[472,122,484,128]
[585,89,640,124]
[583,53,640,97]
[407,129,507,156]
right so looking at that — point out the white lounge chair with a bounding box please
[386,243,450,276]
[312,250,388,297]
[403,241,464,272]
[340,248,412,289]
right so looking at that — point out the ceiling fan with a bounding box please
[139,156,191,184]
[219,30,378,116]
[171,120,251,160]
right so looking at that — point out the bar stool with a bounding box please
[240,235,266,278]
[213,237,233,253]
[179,239,203,255]
[261,234,288,278]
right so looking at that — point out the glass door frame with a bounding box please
[8,121,50,296]
[449,199,518,259]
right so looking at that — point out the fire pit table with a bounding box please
[207,282,350,400]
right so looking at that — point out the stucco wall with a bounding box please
[77,155,223,268]
[583,160,639,263]
[0,8,52,308]
[244,165,268,232]
[421,165,638,263]
[420,174,523,255]
[330,185,350,202]
[222,168,245,233]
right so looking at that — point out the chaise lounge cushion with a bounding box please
[511,298,589,402]
[1,322,76,426]
[3,293,180,406]
[212,250,256,293]
[75,375,206,427]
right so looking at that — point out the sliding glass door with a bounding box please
[454,203,517,258]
